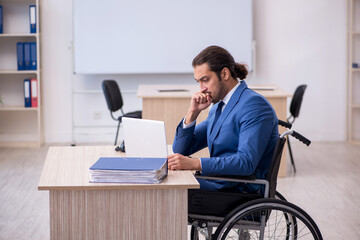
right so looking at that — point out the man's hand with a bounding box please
[167,153,201,171]
[185,91,212,124]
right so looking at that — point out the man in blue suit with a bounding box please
[167,46,278,193]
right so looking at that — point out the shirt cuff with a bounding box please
[182,117,196,129]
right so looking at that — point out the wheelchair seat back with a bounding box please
[266,137,287,199]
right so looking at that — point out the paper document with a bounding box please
[89,157,168,184]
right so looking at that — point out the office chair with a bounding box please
[287,84,307,173]
[102,80,142,146]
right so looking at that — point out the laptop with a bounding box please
[122,117,168,158]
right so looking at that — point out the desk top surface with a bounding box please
[137,84,292,98]
[38,146,199,191]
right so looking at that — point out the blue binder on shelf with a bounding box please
[0,5,3,34]
[17,42,24,71]
[24,79,32,108]
[29,5,36,33]
[30,42,37,70]
[24,42,31,70]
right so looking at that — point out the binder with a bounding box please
[89,157,168,183]
[17,42,24,70]
[0,5,3,34]
[24,42,31,70]
[29,5,36,33]
[30,79,38,108]
[24,79,31,108]
[30,42,37,70]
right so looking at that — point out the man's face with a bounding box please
[194,63,225,103]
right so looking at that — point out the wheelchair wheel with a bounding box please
[214,198,322,240]
[275,191,295,240]
[190,193,291,240]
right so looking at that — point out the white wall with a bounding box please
[253,1,347,141]
[41,0,347,144]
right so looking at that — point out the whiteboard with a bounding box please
[73,0,253,74]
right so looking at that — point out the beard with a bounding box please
[211,78,225,103]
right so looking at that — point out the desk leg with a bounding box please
[49,189,188,240]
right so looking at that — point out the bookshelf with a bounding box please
[0,0,42,147]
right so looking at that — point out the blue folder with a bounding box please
[17,42,24,71]
[0,5,3,34]
[24,43,31,70]
[29,5,36,33]
[24,79,31,107]
[89,157,168,183]
[90,157,167,171]
[30,42,37,70]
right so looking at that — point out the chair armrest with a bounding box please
[194,171,270,197]
[195,171,256,181]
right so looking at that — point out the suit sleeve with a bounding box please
[201,96,278,176]
[172,117,209,156]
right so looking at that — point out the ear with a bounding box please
[222,67,230,81]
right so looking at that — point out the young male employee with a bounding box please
[167,46,279,193]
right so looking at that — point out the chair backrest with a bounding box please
[102,80,124,112]
[266,136,287,199]
[290,84,307,119]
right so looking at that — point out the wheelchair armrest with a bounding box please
[195,171,256,180]
[194,171,270,197]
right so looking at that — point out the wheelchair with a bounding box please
[188,120,323,240]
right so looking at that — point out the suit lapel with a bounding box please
[208,81,248,155]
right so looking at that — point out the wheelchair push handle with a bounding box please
[278,119,310,146]
[281,129,311,146]
[292,130,311,146]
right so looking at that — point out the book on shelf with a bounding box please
[30,42,37,70]
[17,42,37,71]
[17,43,24,70]
[30,78,38,107]
[23,78,38,108]
[29,5,36,34]
[89,157,168,184]
[0,5,3,34]
[24,79,31,107]
[24,43,31,70]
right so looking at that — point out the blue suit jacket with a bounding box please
[173,81,279,192]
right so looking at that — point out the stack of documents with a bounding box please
[89,157,168,184]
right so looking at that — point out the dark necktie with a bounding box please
[211,101,224,133]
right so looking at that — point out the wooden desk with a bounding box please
[137,84,291,177]
[38,146,199,240]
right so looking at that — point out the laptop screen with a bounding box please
[122,117,168,158]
